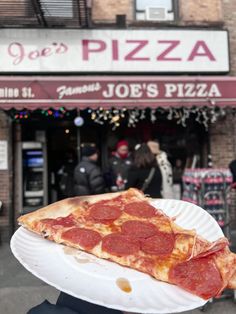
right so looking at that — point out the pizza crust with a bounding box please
[18,188,145,230]
[17,188,236,297]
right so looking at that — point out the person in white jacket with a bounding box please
[147,140,173,199]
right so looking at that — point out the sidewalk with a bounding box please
[0,244,59,314]
[1,233,236,314]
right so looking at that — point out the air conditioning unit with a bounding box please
[145,7,168,21]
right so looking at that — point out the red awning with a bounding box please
[0,76,236,110]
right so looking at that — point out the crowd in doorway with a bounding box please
[57,139,182,200]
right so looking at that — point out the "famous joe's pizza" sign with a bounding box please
[0,29,229,73]
[0,77,236,109]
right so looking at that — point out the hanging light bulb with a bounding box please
[111,115,120,122]
[91,112,96,120]
[74,116,84,127]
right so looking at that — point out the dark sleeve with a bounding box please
[104,158,116,186]
[73,165,79,184]
[229,160,236,182]
[57,292,123,314]
[88,165,106,194]
[155,165,163,196]
[125,167,139,189]
[109,158,118,184]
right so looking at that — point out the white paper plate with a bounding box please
[11,199,224,313]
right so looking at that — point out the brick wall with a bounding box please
[92,0,134,23]
[209,0,236,168]
[179,0,222,24]
[210,115,236,167]
[0,110,12,241]
[92,0,222,24]
[222,0,236,75]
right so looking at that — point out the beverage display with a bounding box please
[182,168,232,238]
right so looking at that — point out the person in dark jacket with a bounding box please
[108,140,133,190]
[58,151,77,199]
[28,293,123,314]
[74,143,105,196]
[125,143,162,198]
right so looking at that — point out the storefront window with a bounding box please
[135,0,177,21]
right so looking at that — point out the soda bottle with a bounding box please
[116,173,125,191]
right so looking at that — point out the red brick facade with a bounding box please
[0,111,12,240]
[209,0,236,168]
[92,0,223,25]
[179,0,222,24]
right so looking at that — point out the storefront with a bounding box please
[0,75,234,210]
[0,28,231,234]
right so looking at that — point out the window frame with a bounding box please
[134,0,179,23]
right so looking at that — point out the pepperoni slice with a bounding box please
[140,231,175,255]
[124,201,157,218]
[88,204,121,224]
[40,215,75,229]
[121,220,158,239]
[61,227,102,250]
[92,196,123,206]
[102,233,140,257]
[169,257,223,299]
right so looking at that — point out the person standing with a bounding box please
[147,140,173,199]
[125,143,162,198]
[74,143,105,196]
[57,151,76,199]
[108,140,133,190]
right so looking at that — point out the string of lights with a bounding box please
[87,106,227,130]
[9,106,228,130]
[10,107,71,121]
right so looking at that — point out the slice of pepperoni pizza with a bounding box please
[18,188,236,300]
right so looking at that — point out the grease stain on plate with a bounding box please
[63,246,100,265]
[63,247,78,255]
[74,256,90,264]
[116,278,132,293]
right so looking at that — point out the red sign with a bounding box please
[0,76,235,110]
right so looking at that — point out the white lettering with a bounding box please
[165,84,177,97]
[116,84,130,98]
[164,82,222,98]
[57,83,101,99]
[130,84,143,98]
[102,84,114,98]
[185,84,196,97]
[0,88,19,98]
[176,84,184,97]
[196,83,208,97]
[147,84,159,97]
[208,83,222,97]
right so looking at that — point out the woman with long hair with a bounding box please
[125,143,162,198]
[147,140,173,199]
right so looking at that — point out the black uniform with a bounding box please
[74,157,105,196]
[126,165,162,198]
[109,154,133,182]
